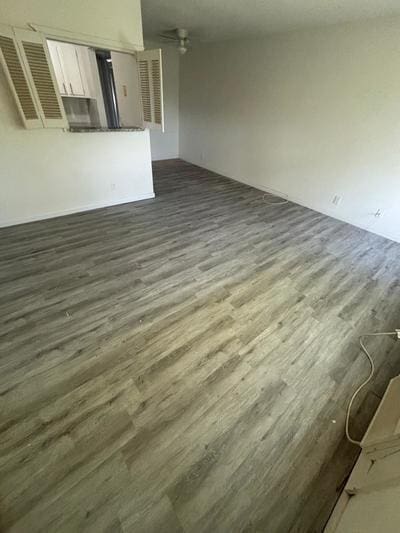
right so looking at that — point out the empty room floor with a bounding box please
[1,159,400,533]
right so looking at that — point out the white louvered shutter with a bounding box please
[0,23,42,128]
[13,28,68,129]
[137,49,164,131]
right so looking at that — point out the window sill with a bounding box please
[68,127,144,133]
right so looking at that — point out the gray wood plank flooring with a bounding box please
[1,158,400,532]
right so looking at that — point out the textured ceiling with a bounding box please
[141,0,400,42]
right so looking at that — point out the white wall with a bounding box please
[148,44,180,161]
[0,0,144,50]
[180,17,400,243]
[0,0,154,227]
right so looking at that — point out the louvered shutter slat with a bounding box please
[151,59,162,125]
[14,27,68,128]
[137,49,164,131]
[0,24,42,128]
[139,60,152,122]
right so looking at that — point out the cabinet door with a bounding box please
[59,42,85,96]
[75,46,94,98]
[47,40,67,95]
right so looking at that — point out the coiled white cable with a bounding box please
[262,193,289,206]
[346,331,399,446]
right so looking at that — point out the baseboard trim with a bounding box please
[0,192,155,228]
[152,156,180,162]
[239,176,400,244]
[181,157,400,244]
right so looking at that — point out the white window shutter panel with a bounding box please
[110,50,143,128]
[13,28,68,129]
[0,23,42,128]
[137,49,164,131]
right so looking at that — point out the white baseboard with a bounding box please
[181,157,400,244]
[0,192,155,228]
[239,176,400,244]
[152,155,179,161]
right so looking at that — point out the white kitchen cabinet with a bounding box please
[47,40,68,95]
[47,40,87,97]
[59,42,85,96]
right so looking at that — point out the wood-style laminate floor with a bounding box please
[1,159,400,533]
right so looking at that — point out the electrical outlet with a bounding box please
[111,183,116,191]
[332,195,342,206]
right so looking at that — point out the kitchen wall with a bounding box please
[180,16,400,243]
[0,0,154,227]
[0,0,144,50]
[148,43,180,161]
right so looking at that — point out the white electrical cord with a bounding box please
[262,192,289,206]
[346,330,400,446]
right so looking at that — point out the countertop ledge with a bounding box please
[68,127,144,133]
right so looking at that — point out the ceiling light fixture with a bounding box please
[177,28,188,55]
[178,42,187,55]
[159,28,190,55]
